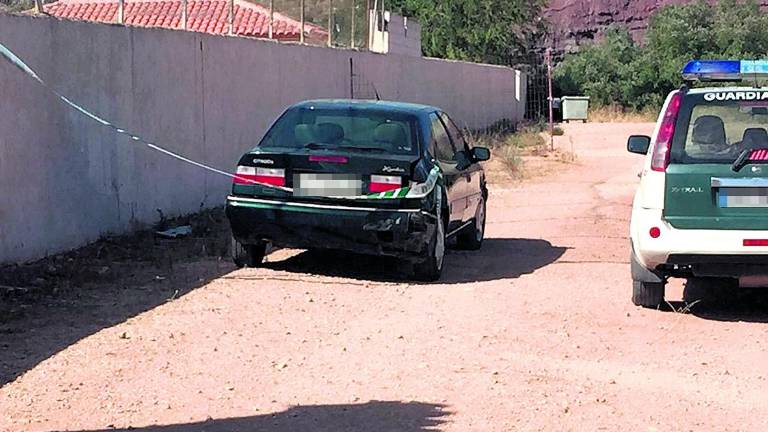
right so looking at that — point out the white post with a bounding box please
[268,0,274,38]
[181,0,187,30]
[228,0,234,35]
[118,0,124,24]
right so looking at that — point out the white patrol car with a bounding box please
[629,60,768,308]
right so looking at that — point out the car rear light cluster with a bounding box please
[233,166,286,187]
[369,175,402,193]
[750,149,768,161]
[650,91,682,172]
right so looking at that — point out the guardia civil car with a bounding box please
[629,60,768,307]
[226,100,490,281]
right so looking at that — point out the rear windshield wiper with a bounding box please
[732,148,764,172]
[304,142,333,150]
[304,143,388,153]
[338,146,388,153]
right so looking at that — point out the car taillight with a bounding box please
[369,175,402,193]
[650,91,682,172]
[233,166,285,187]
[744,239,768,247]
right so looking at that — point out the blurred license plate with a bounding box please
[294,173,362,197]
[719,187,768,207]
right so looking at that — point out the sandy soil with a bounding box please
[3,122,768,431]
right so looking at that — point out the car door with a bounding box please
[429,112,465,231]
[439,112,483,222]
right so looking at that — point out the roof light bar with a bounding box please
[682,60,768,82]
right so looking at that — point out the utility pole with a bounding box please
[365,0,371,49]
[546,48,554,152]
[350,0,355,48]
[300,0,305,44]
[268,0,273,38]
[328,0,333,47]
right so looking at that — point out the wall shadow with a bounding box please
[0,210,234,387]
[263,238,567,284]
[60,401,449,432]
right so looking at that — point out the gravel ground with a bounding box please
[2,122,768,431]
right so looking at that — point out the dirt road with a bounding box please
[3,122,768,431]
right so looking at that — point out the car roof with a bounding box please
[290,99,439,115]
[686,86,768,94]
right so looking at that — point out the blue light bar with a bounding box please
[682,60,768,81]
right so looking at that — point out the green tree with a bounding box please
[387,0,546,64]
[555,0,768,111]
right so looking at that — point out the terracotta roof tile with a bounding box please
[44,0,328,41]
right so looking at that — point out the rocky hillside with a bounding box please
[545,0,767,52]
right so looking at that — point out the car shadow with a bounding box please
[667,284,768,323]
[56,400,449,432]
[263,238,567,284]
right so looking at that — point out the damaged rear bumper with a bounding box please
[226,196,434,260]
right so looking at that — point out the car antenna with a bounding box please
[371,82,381,101]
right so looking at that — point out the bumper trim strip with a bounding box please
[227,196,423,213]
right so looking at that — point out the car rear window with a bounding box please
[672,91,768,163]
[258,107,420,155]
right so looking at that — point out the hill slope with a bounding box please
[545,0,768,51]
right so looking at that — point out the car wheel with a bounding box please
[457,196,486,250]
[413,211,446,282]
[231,235,267,268]
[632,280,665,308]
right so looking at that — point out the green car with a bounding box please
[226,100,491,281]
[628,60,768,307]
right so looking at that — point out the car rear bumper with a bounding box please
[226,195,434,260]
[633,207,768,277]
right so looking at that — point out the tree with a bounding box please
[387,0,546,65]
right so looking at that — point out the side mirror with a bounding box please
[455,150,472,171]
[471,146,491,162]
[627,135,651,155]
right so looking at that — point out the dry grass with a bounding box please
[467,126,547,182]
[588,105,657,123]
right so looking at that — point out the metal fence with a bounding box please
[8,0,374,49]
[253,0,370,48]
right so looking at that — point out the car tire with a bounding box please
[632,280,665,308]
[457,196,486,250]
[231,235,267,268]
[413,211,446,282]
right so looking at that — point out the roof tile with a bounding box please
[44,0,328,41]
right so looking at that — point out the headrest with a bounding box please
[742,128,768,148]
[315,123,345,144]
[373,123,408,149]
[294,124,315,146]
[692,115,726,145]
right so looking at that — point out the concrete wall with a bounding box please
[0,13,526,264]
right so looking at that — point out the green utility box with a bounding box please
[561,96,590,123]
